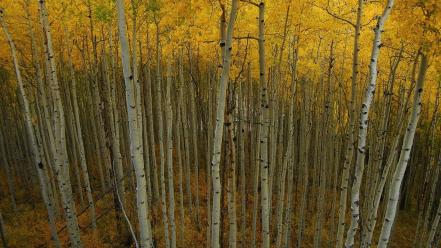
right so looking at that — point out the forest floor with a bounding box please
[0,170,419,248]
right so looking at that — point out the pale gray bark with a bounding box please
[345,0,394,245]
[115,0,153,246]
[210,1,239,247]
[378,52,428,248]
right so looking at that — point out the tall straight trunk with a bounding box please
[251,116,261,248]
[420,83,441,242]
[210,1,239,247]
[363,123,404,247]
[336,0,363,245]
[115,0,153,246]
[362,46,404,248]
[188,52,201,227]
[166,62,177,248]
[345,0,394,245]
[176,58,186,242]
[154,22,171,248]
[378,52,428,248]
[314,41,334,248]
[257,2,270,247]
[67,36,97,231]
[144,45,160,202]
[24,0,61,219]
[284,39,301,248]
[275,37,298,248]
[38,1,84,245]
[104,28,130,243]
[226,85,237,248]
[238,79,246,248]
[297,79,312,248]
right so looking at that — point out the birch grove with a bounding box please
[0,0,440,247]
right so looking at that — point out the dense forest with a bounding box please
[0,0,440,247]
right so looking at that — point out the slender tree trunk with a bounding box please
[378,52,428,248]
[345,0,394,245]
[211,1,239,247]
[1,5,61,247]
[115,0,153,246]
[427,157,441,248]
[335,0,364,245]
[166,62,177,248]
[257,2,270,248]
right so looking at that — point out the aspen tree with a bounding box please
[24,0,60,216]
[255,2,271,247]
[378,52,428,248]
[251,84,261,248]
[87,3,112,191]
[237,79,246,248]
[154,21,171,248]
[297,78,313,248]
[102,27,133,243]
[188,48,201,227]
[206,68,214,248]
[108,23,126,204]
[314,41,334,248]
[335,0,364,244]
[275,36,298,248]
[144,41,160,202]
[226,84,237,248]
[38,1,86,245]
[176,55,186,242]
[420,82,441,242]
[66,30,97,232]
[362,49,405,248]
[345,0,394,245]
[181,72,194,216]
[426,156,441,248]
[210,1,239,247]
[166,62,177,248]
[115,0,153,246]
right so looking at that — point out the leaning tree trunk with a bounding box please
[1,12,60,248]
[38,1,84,246]
[377,52,428,248]
[345,0,394,245]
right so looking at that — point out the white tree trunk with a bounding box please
[257,2,270,248]
[345,0,394,245]
[115,0,153,246]
[377,52,428,248]
[4,3,60,246]
[37,2,84,245]
[336,0,363,245]
[210,1,239,247]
